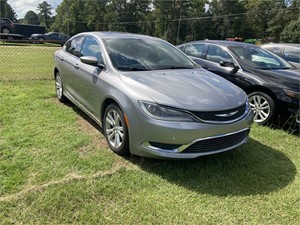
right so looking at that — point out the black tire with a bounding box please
[38,37,45,44]
[55,72,67,103]
[1,27,10,34]
[248,92,276,125]
[103,104,129,156]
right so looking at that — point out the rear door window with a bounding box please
[184,44,205,58]
[283,46,300,63]
[65,36,85,58]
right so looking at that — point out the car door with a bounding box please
[58,36,85,100]
[71,36,106,117]
[200,44,245,86]
[50,33,60,43]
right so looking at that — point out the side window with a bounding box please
[81,36,104,64]
[66,36,84,57]
[206,45,233,63]
[266,46,281,55]
[184,44,205,58]
[283,46,300,63]
[178,46,184,51]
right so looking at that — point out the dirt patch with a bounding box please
[0,162,133,202]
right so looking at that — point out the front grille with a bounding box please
[183,129,249,153]
[190,104,247,123]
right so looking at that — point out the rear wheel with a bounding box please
[103,104,129,156]
[55,72,67,103]
[248,92,275,125]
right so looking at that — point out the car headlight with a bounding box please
[283,89,300,99]
[139,101,198,122]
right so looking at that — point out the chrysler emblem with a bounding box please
[215,110,238,117]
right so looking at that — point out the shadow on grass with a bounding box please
[63,101,296,196]
[128,139,296,196]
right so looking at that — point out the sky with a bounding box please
[8,0,63,19]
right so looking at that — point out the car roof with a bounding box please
[77,31,161,41]
[178,40,255,48]
[262,43,300,48]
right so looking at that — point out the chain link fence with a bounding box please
[0,40,61,81]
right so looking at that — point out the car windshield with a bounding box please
[103,38,196,71]
[229,46,292,70]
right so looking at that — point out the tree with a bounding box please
[152,0,192,44]
[209,0,246,40]
[187,0,209,41]
[37,1,53,28]
[103,0,151,33]
[266,0,299,42]
[0,0,17,20]
[50,0,72,34]
[24,10,40,25]
[280,17,300,43]
[243,0,276,38]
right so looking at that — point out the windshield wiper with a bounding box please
[260,67,291,70]
[117,66,151,71]
[155,66,194,70]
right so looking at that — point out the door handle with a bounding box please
[73,63,79,69]
[202,65,208,69]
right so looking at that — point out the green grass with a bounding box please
[0,45,300,224]
[0,44,61,81]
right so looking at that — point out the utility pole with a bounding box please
[176,9,181,45]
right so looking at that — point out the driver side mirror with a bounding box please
[220,61,239,74]
[80,56,105,69]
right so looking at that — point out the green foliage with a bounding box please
[4,0,300,44]
[280,17,300,43]
[0,0,17,20]
[24,10,40,25]
[37,1,53,29]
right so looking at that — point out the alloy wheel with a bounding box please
[249,94,271,123]
[55,75,63,99]
[105,109,124,149]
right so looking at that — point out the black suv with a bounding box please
[0,18,15,34]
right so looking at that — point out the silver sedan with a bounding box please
[54,32,254,159]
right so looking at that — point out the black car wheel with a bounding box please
[38,37,45,44]
[1,27,10,34]
[103,104,129,156]
[248,92,275,125]
[55,72,67,103]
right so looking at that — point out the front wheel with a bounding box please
[103,104,129,156]
[1,27,10,34]
[248,92,275,125]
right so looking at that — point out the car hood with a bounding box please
[255,68,300,91]
[119,69,247,111]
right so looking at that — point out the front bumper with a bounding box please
[129,109,254,159]
[277,98,300,124]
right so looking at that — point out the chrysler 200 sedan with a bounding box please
[54,32,253,159]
